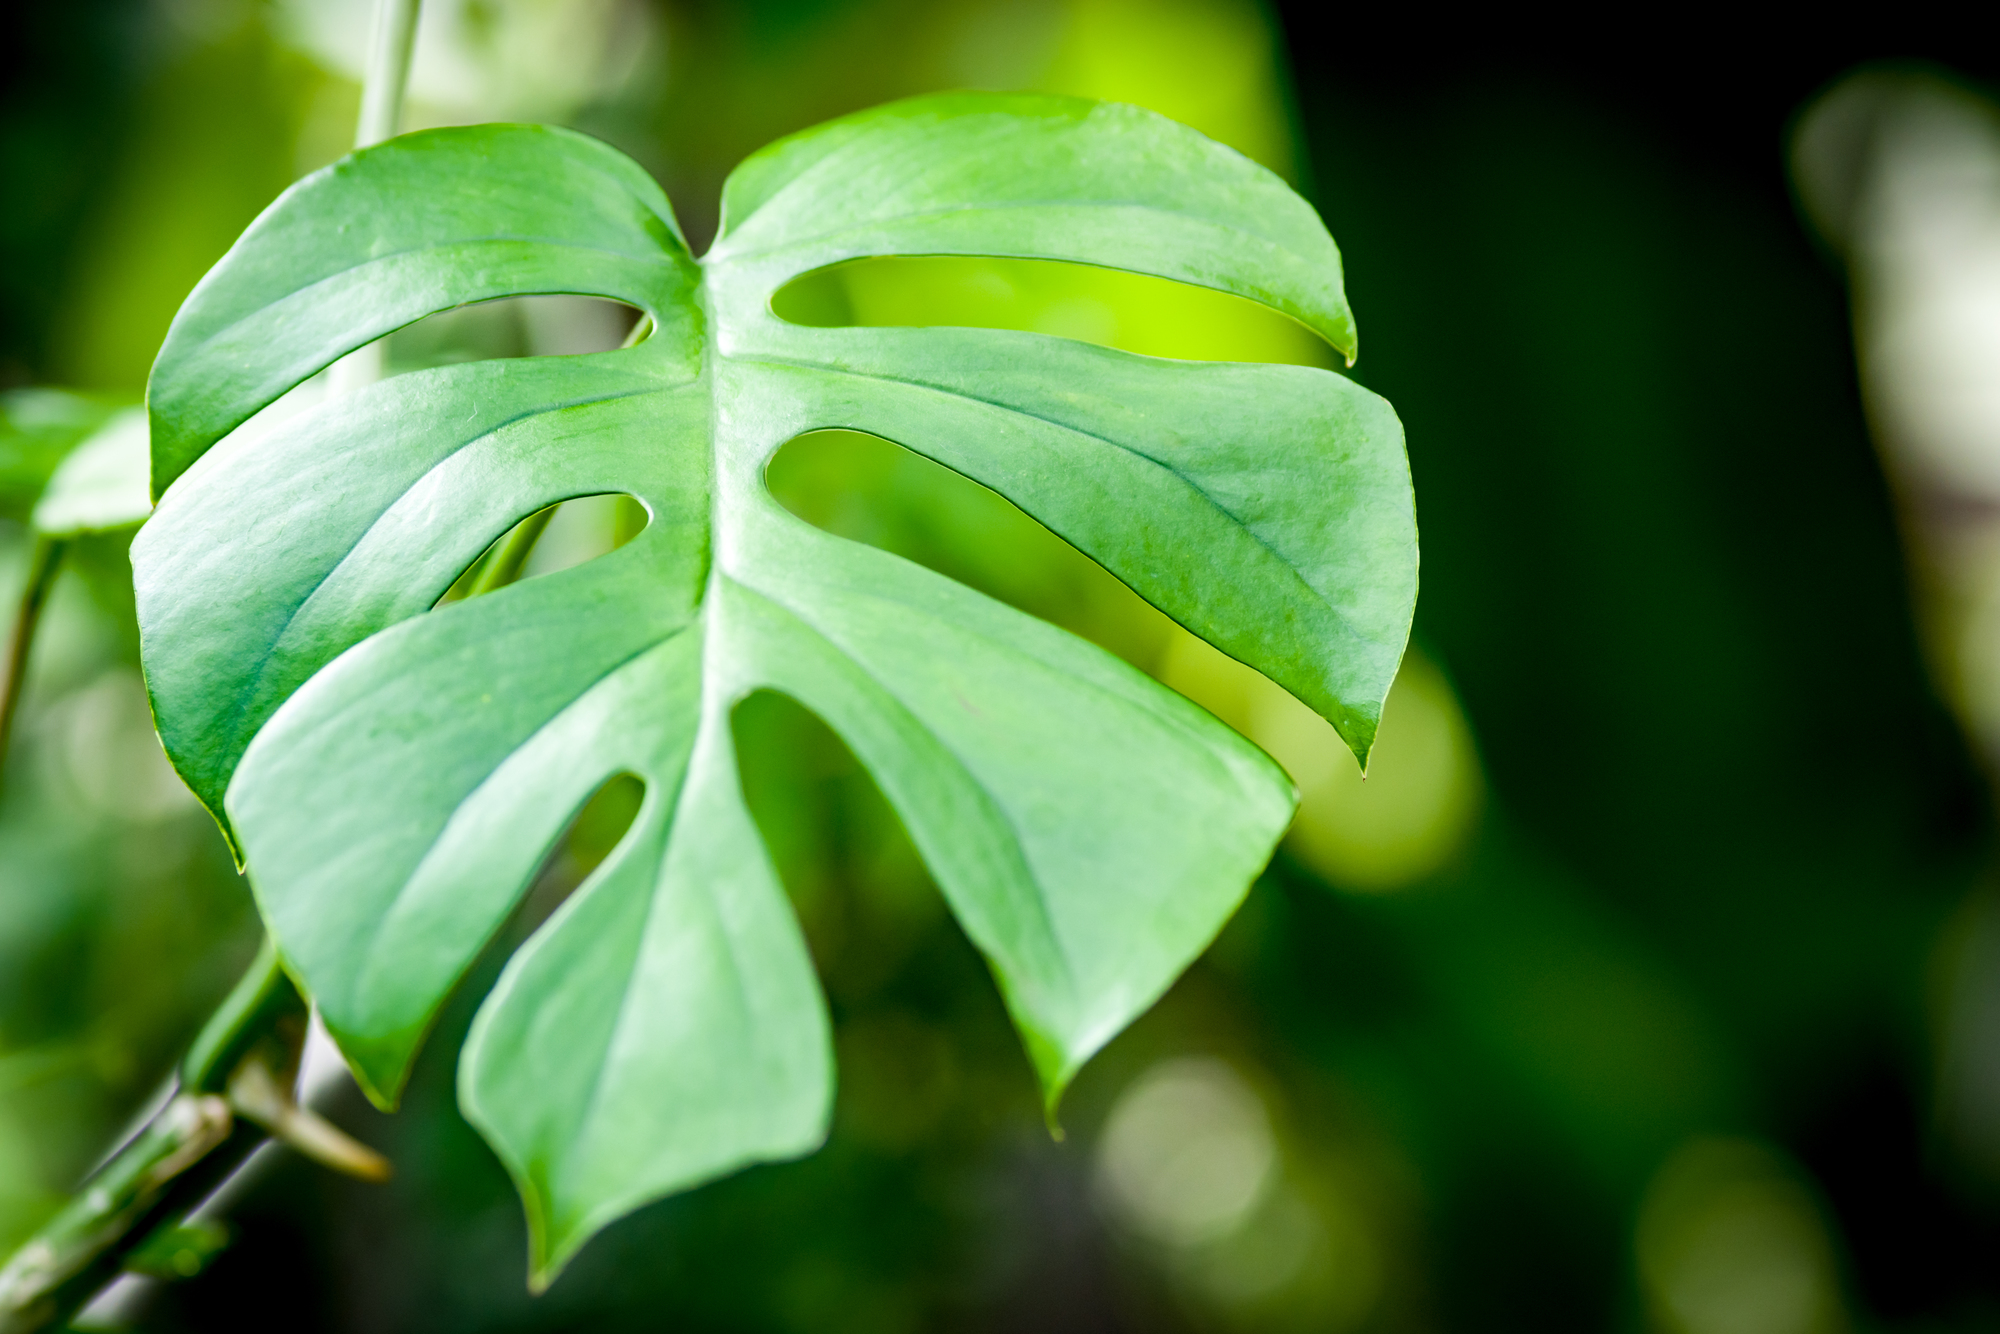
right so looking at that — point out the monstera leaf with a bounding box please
[134,93,1416,1281]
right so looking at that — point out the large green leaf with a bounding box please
[135,93,1416,1282]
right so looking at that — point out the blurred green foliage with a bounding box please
[3,1,1999,1330]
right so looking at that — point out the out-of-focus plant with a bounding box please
[0,407,151,770]
[1793,69,2000,1192]
[1634,1138,1850,1334]
[0,0,1418,1324]
[1794,71,2000,763]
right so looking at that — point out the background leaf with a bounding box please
[31,406,152,539]
[0,391,127,525]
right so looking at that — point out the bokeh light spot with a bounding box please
[1095,1056,1276,1248]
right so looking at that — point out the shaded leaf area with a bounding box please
[135,97,1414,1275]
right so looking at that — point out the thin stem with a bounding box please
[355,0,420,151]
[180,937,297,1095]
[0,1098,265,1334]
[0,948,307,1331]
[330,0,422,395]
[0,536,67,800]
[470,507,557,597]
[0,938,390,1330]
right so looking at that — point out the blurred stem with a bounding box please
[329,0,422,395]
[0,536,66,799]
[0,943,387,1330]
[0,1098,265,1334]
[355,0,420,151]
[470,506,557,597]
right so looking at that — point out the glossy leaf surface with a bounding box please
[135,94,1416,1281]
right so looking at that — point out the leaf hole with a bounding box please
[379,295,647,376]
[410,770,647,1093]
[524,772,648,929]
[766,430,1176,671]
[731,691,1035,1126]
[436,493,649,607]
[770,257,1336,368]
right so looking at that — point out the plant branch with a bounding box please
[0,940,394,1331]
[0,944,302,1331]
[0,536,66,800]
[0,1094,259,1334]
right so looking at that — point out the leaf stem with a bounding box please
[181,936,299,1095]
[0,942,307,1333]
[355,0,420,151]
[0,536,66,800]
[330,0,422,394]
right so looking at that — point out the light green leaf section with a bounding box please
[135,93,1415,1282]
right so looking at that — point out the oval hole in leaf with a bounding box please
[766,429,1176,671]
[385,294,647,375]
[770,257,1336,368]
[436,493,650,607]
[229,297,651,447]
